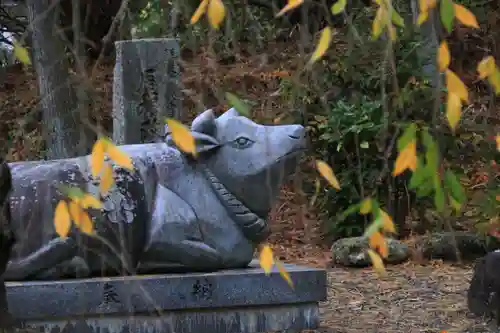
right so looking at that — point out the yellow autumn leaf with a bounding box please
[190,0,209,24]
[54,200,71,238]
[90,139,106,178]
[309,27,333,65]
[418,0,426,11]
[276,0,304,18]
[207,0,225,29]
[387,23,397,41]
[69,200,84,227]
[78,211,94,235]
[259,244,274,274]
[106,144,133,170]
[80,194,102,209]
[368,231,388,258]
[100,162,114,195]
[446,93,462,131]
[166,118,197,156]
[367,249,386,275]
[438,41,450,72]
[275,259,294,288]
[496,135,500,151]
[360,197,372,215]
[446,69,469,103]
[477,56,496,79]
[380,209,396,234]
[12,40,31,66]
[416,10,428,26]
[422,0,437,10]
[453,3,479,28]
[488,69,500,94]
[393,141,417,176]
[372,7,387,40]
[316,160,340,190]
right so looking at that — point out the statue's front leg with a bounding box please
[4,237,78,281]
[138,238,223,273]
[139,185,223,272]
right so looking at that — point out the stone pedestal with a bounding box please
[112,38,181,145]
[6,261,327,333]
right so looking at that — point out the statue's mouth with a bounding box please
[276,147,306,163]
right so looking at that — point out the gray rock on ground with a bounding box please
[331,236,410,267]
[416,231,499,262]
[467,250,500,326]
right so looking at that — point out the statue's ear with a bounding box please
[217,107,240,122]
[166,131,220,155]
[191,109,217,136]
[165,109,220,155]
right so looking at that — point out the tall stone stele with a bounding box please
[113,38,181,145]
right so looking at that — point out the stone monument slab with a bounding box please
[113,38,181,145]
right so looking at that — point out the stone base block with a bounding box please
[6,261,327,333]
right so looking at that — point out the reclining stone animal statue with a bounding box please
[3,108,306,280]
[467,249,500,326]
[0,158,15,327]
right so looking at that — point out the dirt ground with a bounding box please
[320,263,496,333]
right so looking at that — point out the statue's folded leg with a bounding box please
[4,237,78,280]
[36,256,90,280]
[139,238,223,273]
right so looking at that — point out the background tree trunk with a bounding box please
[26,0,93,159]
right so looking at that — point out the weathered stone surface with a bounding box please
[7,261,327,333]
[0,159,15,328]
[467,250,500,326]
[5,108,307,280]
[417,231,496,261]
[113,38,181,145]
[331,236,410,267]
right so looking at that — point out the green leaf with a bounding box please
[433,175,445,212]
[449,195,462,213]
[440,0,455,33]
[397,123,417,151]
[391,10,405,28]
[363,216,383,238]
[57,184,85,199]
[337,203,362,221]
[421,128,434,149]
[416,180,434,197]
[422,129,438,170]
[225,92,251,117]
[331,0,347,14]
[444,169,466,204]
[409,157,429,189]
[360,141,369,149]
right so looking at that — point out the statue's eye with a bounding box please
[232,136,254,148]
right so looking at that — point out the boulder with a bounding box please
[417,231,497,261]
[467,250,500,325]
[331,236,410,267]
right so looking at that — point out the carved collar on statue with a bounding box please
[202,166,269,244]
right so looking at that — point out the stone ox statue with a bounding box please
[3,108,306,280]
